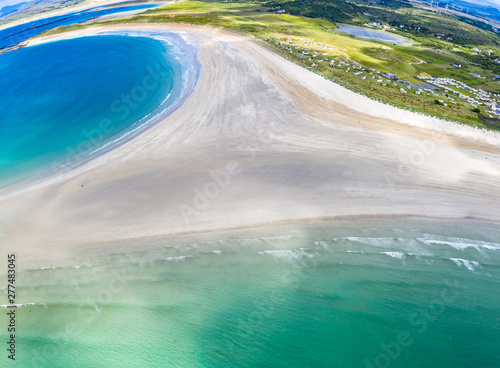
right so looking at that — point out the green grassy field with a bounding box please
[36,0,500,129]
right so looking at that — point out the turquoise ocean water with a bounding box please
[1,221,499,367]
[0,33,195,189]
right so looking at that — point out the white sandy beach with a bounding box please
[1,24,500,260]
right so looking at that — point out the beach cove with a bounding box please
[0,29,198,189]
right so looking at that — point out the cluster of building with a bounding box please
[434,32,453,41]
[329,61,500,117]
[267,36,500,118]
[367,21,422,33]
[329,60,418,92]
[471,47,493,57]
[366,22,395,31]
[418,76,500,117]
[270,38,333,63]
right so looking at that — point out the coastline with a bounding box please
[2,23,500,259]
[0,1,169,32]
[0,29,199,194]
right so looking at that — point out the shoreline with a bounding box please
[2,23,500,259]
[10,216,500,268]
[0,28,200,197]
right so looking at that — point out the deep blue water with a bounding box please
[0,3,159,49]
[0,34,184,188]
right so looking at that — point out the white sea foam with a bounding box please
[259,248,314,263]
[450,258,481,271]
[174,243,199,249]
[381,251,405,259]
[343,234,500,258]
[314,241,331,250]
[236,238,262,246]
[341,236,431,256]
[261,235,294,241]
[420,235,500,252]
[72,264,94,269]
[343,236,412,248]
[0,302,47,308]
[29,263,94,271]
[344,237,394,246]
[163,256,188,262]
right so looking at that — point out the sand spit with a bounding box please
[1,24,500,259]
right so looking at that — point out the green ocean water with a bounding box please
[1,221,500,367]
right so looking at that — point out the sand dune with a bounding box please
[2,24,500,259]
